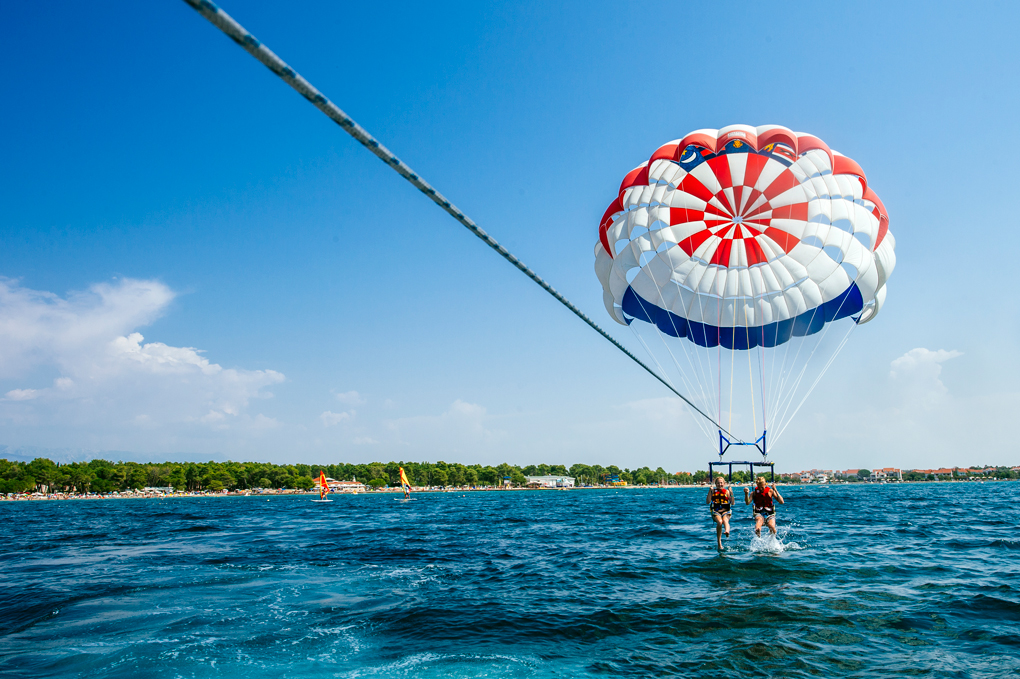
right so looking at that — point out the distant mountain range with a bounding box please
[0,445,229,464]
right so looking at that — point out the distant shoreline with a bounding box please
[2,478,1013,502]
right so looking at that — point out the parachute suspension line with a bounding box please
[677,287,718,426]
[759,324,767,432]
[718,338,726,424]
[653,264,719,442]
[727,333,736,435]
[685,274,723,440]
[645,270,717,441]
[769,307,826,439]
[677,325,717,431]
[181,0,743,441]
[770,182,856,440]
[771,293,855,445]
[768,304,822,432]
[681,291,720,425]
[746,324,756,440]
[628,313,712,441]
[767,183,839,427]
[765,297,790,428]
[631,326,713,441]
[648,273,722,442]
[770,260,870,448]
[717,296,723,426]
[772,321,857,447]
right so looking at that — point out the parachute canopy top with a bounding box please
[596,124,895,349]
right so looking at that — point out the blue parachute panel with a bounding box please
[620,283,864,350]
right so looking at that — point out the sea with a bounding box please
[1,482,1018,678]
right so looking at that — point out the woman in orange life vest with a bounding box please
[744,476,785,537]
[706,476,734,550]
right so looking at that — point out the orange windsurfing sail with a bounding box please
[318,471,330,500]
[399,467,411,499]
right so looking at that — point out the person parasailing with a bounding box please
[707,475,734,550]
[745,476,784,537]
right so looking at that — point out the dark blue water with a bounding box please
[1,483,1019,677]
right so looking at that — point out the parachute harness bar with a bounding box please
[181,0,741,441]
[719,430,766,459]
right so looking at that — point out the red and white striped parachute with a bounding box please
[595,125,896,451]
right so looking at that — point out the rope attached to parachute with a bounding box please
[180,0,741,441]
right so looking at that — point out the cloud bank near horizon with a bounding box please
[0,278,284,449]
[0,275,1008,469]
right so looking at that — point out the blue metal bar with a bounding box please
[718,429,768,458]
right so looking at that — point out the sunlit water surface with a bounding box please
[1,483,1018,677]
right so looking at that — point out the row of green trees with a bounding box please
[7,456,1009,494]
[0,457,715,494]
[0,458,321,494]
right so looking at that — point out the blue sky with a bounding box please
[1,0,1017,471]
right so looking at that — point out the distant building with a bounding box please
[870,468,902,481]
[797,469,833,483]
[909,468,954,479]
[315,476,366,493]
[524,475,575,488]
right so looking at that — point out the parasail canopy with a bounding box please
[596,124,895,350]
[595,125,897,452]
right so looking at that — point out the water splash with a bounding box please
[750,530,795,554]
[748,526,801,554]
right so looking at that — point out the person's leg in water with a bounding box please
[712,512,724,550]
[722,512,731,538]
[766,515,777,536]
[753,513,764,537]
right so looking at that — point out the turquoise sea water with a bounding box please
[1,483,1019,677]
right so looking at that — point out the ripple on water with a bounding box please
[1,483,1019,678]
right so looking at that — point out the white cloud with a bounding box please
[352,436,378,445]
[112,332,221,376]
[4,389,39,401]
[767,346,1016,470]
[890,348,963,376]
[888,347,963,409]
[0,277,284,443]
[378,399,506,454]
[320,410,353,427]
[0,277,173,378]
[251,414,282,430]
[334,390,365,405]
[447,399,486,417]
